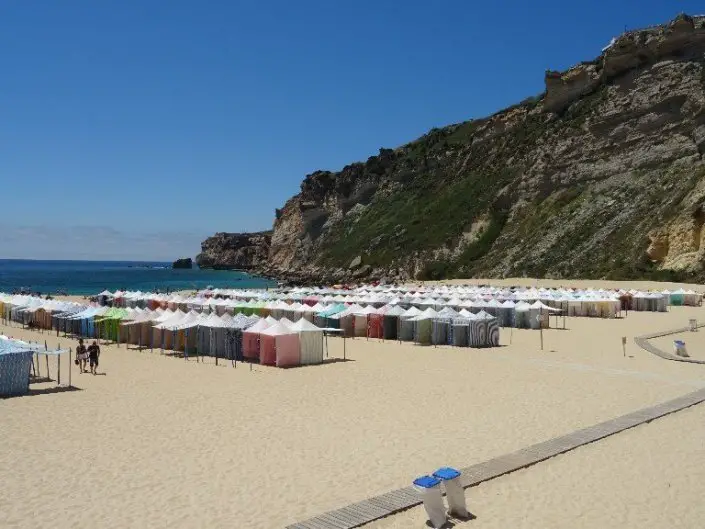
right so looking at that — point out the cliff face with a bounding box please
[172,258,193,269]
[206,14,705,283]
[196,232,271,270]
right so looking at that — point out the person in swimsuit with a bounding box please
[88,341,101,375]
[76,339,88,373]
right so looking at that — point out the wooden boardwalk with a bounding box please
[286,388,705,528]
[634,324,705,365]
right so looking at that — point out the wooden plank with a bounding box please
[386,488,419,506]
[315,512,353,529]
[340,500,388,523]
[303,517,341,529]
[384,487,417,503]
[367,492,414,512]
[349,500,388,518]
[289,519,328,529]
[285,382,705,527]
[285,520,327,529]
[323,509,360,528]
[333,507,368,527]
[337,502,374,523]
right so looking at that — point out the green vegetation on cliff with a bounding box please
[208,15,705,284]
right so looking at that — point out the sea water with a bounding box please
[0,260,274,296]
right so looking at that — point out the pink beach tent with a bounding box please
[242,318,271,360]
[259,322,301,367]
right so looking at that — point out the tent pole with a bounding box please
[68,348,72,388]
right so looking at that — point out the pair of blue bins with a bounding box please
[414,467,461,487]
[413,467,467,528]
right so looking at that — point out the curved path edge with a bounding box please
[635,324,705,364]
[285,387,705,528]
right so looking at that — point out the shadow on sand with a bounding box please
[425,511,477,528]
[2,385,83,399]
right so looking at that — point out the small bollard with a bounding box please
[433,467,468,518]
[412,475,446,528]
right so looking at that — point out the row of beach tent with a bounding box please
[93,284,697,316]
[190,284,701,307]
[95,291,639,323]
[0,294,505,355]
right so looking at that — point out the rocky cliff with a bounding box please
[196,232,271,270]
[172,257,193,269]
[206,14,705,284]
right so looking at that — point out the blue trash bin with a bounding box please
[673,340,689,357]
[413,475,446,528]
[433,467,468,518]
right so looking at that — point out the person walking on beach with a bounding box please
[88,340,101,375]
[76,339,88,373]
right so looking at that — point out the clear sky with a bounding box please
[1,1,700,260]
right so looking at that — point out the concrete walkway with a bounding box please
[285,388,705,528]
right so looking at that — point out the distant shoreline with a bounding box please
[0,259,276,296]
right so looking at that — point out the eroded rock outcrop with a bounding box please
[544,14,705,113]
[196,232,271,270]
[172,258,193,269]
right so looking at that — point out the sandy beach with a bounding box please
[415,277,705,292]
[651,331,705,362]
[2,296,705,528]
[365,402,705,529]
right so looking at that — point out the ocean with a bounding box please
[0,260,275,296]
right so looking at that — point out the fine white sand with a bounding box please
[365,403,705,529]
[2,305,705,528]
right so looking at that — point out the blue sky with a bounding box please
[1,1,700,260]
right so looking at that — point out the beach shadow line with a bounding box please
[426,511,477,528]
[277,358,356,369]
[29,376,53,384]
[2,385,83,399]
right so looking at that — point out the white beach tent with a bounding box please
[289,318,325,365]
[153,309,186,349]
